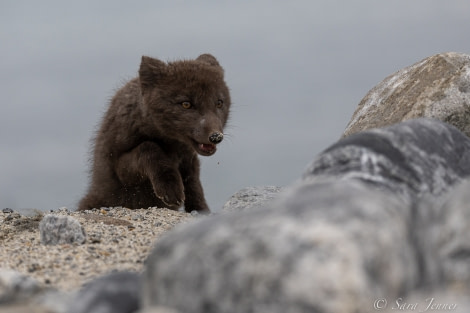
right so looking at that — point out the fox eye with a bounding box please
[181,101,192,109]
[216,99,224,108]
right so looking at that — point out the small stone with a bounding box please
[4,215,14,221]
[2,208,13,213]
[190,210,199,216]
[154,222,163,227]
[132,213,143,221]
[39,215,86,245]
[28,263,41,273]
[89,232,102,244]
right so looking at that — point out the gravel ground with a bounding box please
[0,207,193,291]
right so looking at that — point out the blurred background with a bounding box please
[2,1,470,212]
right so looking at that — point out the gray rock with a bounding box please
[417,179,470,289]
[307,118,470,204]
[0,304,51,313]
[36,290,75,313]
[68,271,140,313]
[138,308,180,313]
[222,186,284,212]
[142,180,417,313]
[39,215,86,245]
[380,290,470,313]
[1,207,43,217]
[141,118,470,313]
[343,52,470,138]
[0,268,42,304]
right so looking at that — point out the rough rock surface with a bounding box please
[143,180,415,313]
[343,52,470,138]
[138,308,180,313]
[417,179,470,289]
[68,271,140,313]
[39,215,86,245]
[221,186,284,212]
[309,118,470,204]
[142,118,470,313]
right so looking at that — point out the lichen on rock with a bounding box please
[343,52,470,138]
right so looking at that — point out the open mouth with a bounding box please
[194,142,217,156]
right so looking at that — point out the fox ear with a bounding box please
[139,56,166,90]
[196,54,221,67]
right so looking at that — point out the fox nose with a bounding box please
[209,132,224,144]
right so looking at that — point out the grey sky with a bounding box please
[1,1,470,211]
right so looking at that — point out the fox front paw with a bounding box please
[153,182,185,209]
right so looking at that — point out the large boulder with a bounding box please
[343,52,470,138]
[143,180,416,313]
[310,118,470,203]
[141,118,470,313]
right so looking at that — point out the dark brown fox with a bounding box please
[78,54,231,213]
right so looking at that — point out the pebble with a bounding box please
[89,232,102,244]
[132,213,143,221]
[39,215,86,245]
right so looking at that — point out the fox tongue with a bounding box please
[199,143,216,153]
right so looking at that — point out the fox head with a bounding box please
[138,54,231,156]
